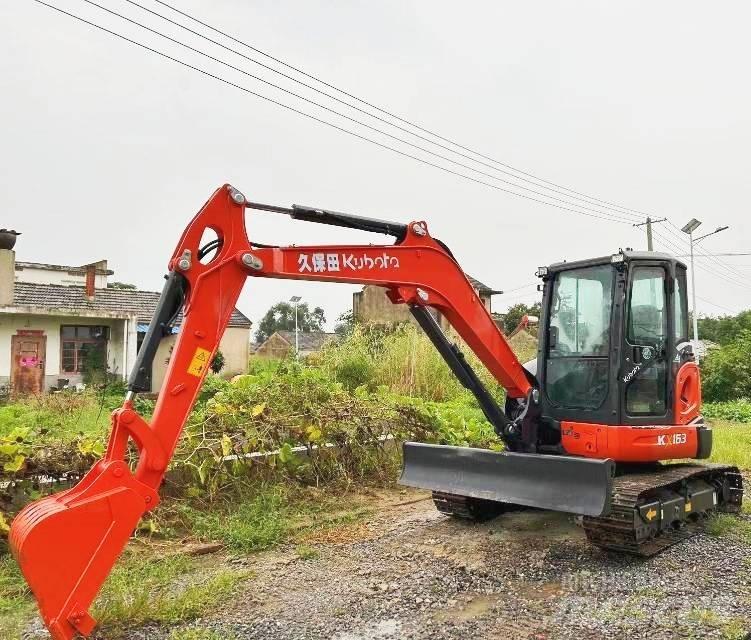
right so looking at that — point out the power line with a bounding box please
[118,0,644,222]
[675,253,751,258]
[152,0,655,220]
[500,282,538,294]
[34,0,639,225]
[652,230,745,287]
[652,229,747,289]
[695,295,738,315]
[647,219,748,286]
[146,0,751,280]
[666,221,747,282]
[79,0,639,226]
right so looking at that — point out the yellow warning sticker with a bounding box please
[187,347,211,377]
[645,508,657,521]
[685,502,692,512]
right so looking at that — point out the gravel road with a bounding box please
[134,487,750,640]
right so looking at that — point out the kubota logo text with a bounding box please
[623,363,641,383]
[298,252,400,273]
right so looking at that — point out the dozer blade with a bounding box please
[400,442,615,517]
[9,460,158,640]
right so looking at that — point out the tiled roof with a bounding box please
[10,282,252,328]
[274,330,337,351]
[466,275,501,295]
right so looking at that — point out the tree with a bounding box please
[701,330,751,402]
[107,281,137,289]
[501,302,542,335]
[698,310,751,346]
[334,309,355,336]
[255,301,326,343]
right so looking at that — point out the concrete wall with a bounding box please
[150,327,250,391]
[353,285,494,331]
[0,313,130,389]
[15,265,108,288]
[221,327,251,374]
[353,285,493,331]
[254,333,292,359]
[0,250,14,306]
[353,285,413,326]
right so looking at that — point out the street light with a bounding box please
[680,219,729,346]
[289,296,302,357]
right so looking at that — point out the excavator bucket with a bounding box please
[400,442,615,517]
[9,460,158,640]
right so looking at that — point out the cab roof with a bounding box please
[546,251,687,274]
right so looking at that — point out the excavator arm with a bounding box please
[9,185,610,640]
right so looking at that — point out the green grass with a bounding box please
[93,552,248,632]
[0,390,116,440]
[0,556,35,640]
[687,607,748,640]
[707,420,751,470]
[186,486,290,554]
[0,551,248,640]
[0,484,368,639]
[705,513,751,544]
[183,485,371,555]
[295,544,320,560]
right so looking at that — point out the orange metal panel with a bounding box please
[561,421,700,462]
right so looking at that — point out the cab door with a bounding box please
[620,263,670,424]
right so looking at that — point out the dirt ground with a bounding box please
[126,487,751,640]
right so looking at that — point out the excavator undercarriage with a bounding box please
[8,184,745,639]
[424,463,743,557]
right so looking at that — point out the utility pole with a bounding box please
[289,295,302,358]
[680,219,729,347]
[633,217,667,251]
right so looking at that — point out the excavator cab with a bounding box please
[532,251,700,447]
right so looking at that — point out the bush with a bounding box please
[701,331,751,402]
[318,324,505,404]
[703,399,751,423]
[210,350,225,374]
[0,325,513,512]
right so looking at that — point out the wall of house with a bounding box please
[352,285,492,331]
[0,313,129,390]
[14,267,109,289]
[149,327,251,391]
[353,285,413,325]
[255,333,292,359]
[221,327,251,374]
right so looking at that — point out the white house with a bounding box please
[0,239,251,394]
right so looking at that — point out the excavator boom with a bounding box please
[9,184,540,639]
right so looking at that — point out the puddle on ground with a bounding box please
[434,594,501,622]
[492,511,579,541]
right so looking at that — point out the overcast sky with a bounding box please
[2,1,749,334]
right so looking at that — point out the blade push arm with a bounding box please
[10,184,532,640]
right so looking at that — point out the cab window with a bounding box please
[625,266,667,416]
[545,265,613,410]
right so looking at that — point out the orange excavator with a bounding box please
[10,185,743,639]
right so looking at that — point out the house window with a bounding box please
[60,325,109,374]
